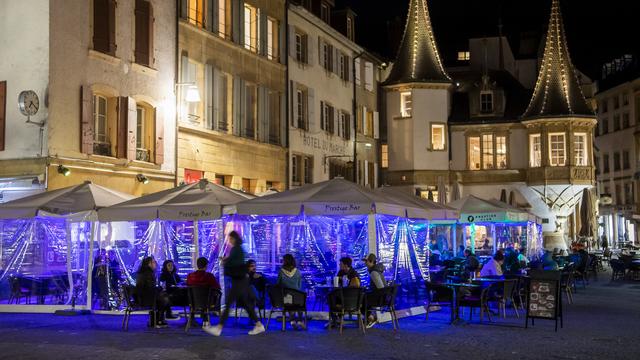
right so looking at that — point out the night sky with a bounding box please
[338,0,639,80]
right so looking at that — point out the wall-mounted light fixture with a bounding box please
[57,165,70,177]
[136,174,149,184]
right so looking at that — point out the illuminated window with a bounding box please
[243,4,258,52]
[469,136,481,170]
[266,17,278,61]
[496,136,507,169]
[294,31,308,63]
[419,187,438,203]
[574,133,587,166]
[549,133,566,166]
[482,134,494,169]
[529,134,541,167]
[400,92,412,117]
[381,144,389,168]
[188,0,204,28]
[457,51,470,61]
[431,124,445,150]
[218,0,226,37]
[136,106,145,149]
[93,95,109,145]
[135,103,155,162]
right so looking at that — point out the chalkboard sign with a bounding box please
[526,270,563,332]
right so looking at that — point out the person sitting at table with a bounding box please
[247,259,267,298]
[277,254,304,330]
[160,260,181,320]
[363,253,385,328]
[481,236,491,250]
[463,248,480,279]
[136,257,170,328]
[337,257,361,288]
[186,257,221,327]
[479,251,505,277]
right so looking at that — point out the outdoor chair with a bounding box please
[185,286,221,332]
[609,259,626,281]
[459,283,497,323]
[560,269,575,304]
[368,284,400,330]
[424,281,454,323]
[497,279,520,318]
[236,287,266,323]
[327,287,366,334]
[585,254,599,282]
[266,285,308,331]
[121,285,157,331]
[573,256,591,289]
[8,276,31,304]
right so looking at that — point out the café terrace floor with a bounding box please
[1,270,639,360]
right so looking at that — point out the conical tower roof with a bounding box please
[384,0,450,85]
[522,0,593,119]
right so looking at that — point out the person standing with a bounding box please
[205,231,265,336]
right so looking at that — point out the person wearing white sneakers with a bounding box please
[204,231,265,336]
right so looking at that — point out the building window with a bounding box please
[243,4,258,52]
[187,0,204,28]
[480,91,494,113]
[134,0,154,67]
[268,90,281,145]
[530,134,541,167]
[381,144,389,168]
[482,134,494,169]
[496,136,507,169]
[93,95,110,154]
[355,58,361,86]
[218,0,227,37]
[93,0,117,56]
[346,17,354,40]
[364,61,374,91]
[600,99,608,113]
[365,111,374,138]
[293,154,313,185]
[320,3,330,23]
[296,89,308,130]
[304,156,313,184]
[603,154,610,173]
[294,31,308,63]
[135,102,155,162]
[601,118,609,134]
[625,182,634,205]
[419,187,438,203]
[469,136,481,170]
[136,106,145,153]
[613,95,620,109]
[574,133,587,166]
[623,113,630,128]
[595,157,600,175]
[549,133,566,166]
[338,111,350,140]
[339,53,350,81]
[322,41,334,72]
[184,169,204,184]
[267,18,278,61]
[622,93,629,106]
[320,101,335,134]
[613,152,621,171]
[623,150,630,170]
[292,155,300,184]
[613,114,620,131]
[243,82,257,138]
[431,124,445,150]
[214,71,228,132]
[457,51,470,61]
[400,92,412,117]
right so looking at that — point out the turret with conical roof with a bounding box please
[522,0,593,119]
[384,0,450,85]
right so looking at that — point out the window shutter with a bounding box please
[116,97,128,158]
[148,2,154,65]
[80,85,94,154]
[333,48,339,74]
[154,106,164,164]
[373,111,379,139]
[290,81,298,128]
[257,86,266,142]
[93,0,109,53]
[135,0,151,66]
[320,101,325,131]
[288,26,296,59]
[259,11,267,56]
[363,106,368,136]
[206,0,216,33]
[333,107,338,135]
[232,0,244,45]
[205,63,214,129]
[345,56,351,82]
[308,88,315,131]
[0,81,6,151]
[317,37,323,67]
[279,18,287,64]
[280,92,286,146]
[179,0,188,20]
[127,97,137,161]
[355,58,361,86]
[107,0,117,54]
[232,77,242,136]
[363,160,369,186]
[305,34,312,64]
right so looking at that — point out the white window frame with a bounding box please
[267,18,275,60]
[529,133,541,167]
[400,91,412,118]
[496,135,507,169]
[574,133,587,166]
[93,95,108,144]
[430,124,446,151]
[136,106,145,149]
[549,132,566,167]
[482,134,494,169]
[364,61,374,91]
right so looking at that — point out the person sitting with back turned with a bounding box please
[463,248,480,279]
[186,257,221,328]
[363,253,385,328]
[277,254,304,330]
[479,251,505,278]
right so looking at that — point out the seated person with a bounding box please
[186,257,221,327]
[463,249,480,279]
[363,254,385,328]
[277,254,304,330]
[479,251,505,278]
[159,260,182,319]
[136,257,170,328]
[327,257,361,328]
[247,259,267,296]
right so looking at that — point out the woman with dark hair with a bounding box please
[136,257,171,327]
[159,260,181,320]
[277,254,304,330]
[205,231,265,336]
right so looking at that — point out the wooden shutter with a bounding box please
[232,0,244,45]
[232,77,242,136]
[107,0,117,54]
[93,0,109,53]
[259,11,267,56]
[290,81,297,128]
[205,63,214,129]
[179,0,188,20]
[257,86,268,142]
[135,0,151,66]
[288,25,296,59]
[319,101,324,131]
[155,107,164,164]
[317,38,323,68]
[0,81,6,151]
[116,97,128,158]
[80,85,94,154]
[307,88,315,131]
[373,111,379,139]
[127,97,137,161]
[362,106,368,136]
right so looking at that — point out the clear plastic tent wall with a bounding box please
[0,213,92,309]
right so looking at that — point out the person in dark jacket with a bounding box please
[463,249,480,279]
[363,253,386,328]
[205,231,265,336]
[136,257,170,327]
[159,259,182,320]
[186,257,221,327]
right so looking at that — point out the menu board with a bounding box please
[528,279,558,319]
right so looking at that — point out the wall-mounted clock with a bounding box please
[18,90,39,116]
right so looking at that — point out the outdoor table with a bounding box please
[443,282,479,326]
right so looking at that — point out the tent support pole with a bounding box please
[452,224,457,256]
[87,220,95,309]
[367,213,377,257]
[193,220,199,271]
[65,219,74,305]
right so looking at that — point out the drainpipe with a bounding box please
[285,0,290,190]
[352,51,365,184]
[174,0,180,187]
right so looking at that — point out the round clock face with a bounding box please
[19,90,39,116]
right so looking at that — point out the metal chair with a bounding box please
[121,285,156,331]
[424,281,454,322]
[327,287,366,334]
[368,284,400,330]
[185,286,221,332]
[266,285,308,331]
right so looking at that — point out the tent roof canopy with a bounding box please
[226,178,429,218]
[0,181,133,219]
[98,179,254,221]
[448,195,538,224]
[376,186,459,221]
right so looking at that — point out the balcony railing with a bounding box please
[136,148,151,162]
[93,142,112,157]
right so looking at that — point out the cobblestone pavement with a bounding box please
[1,271,639,360]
